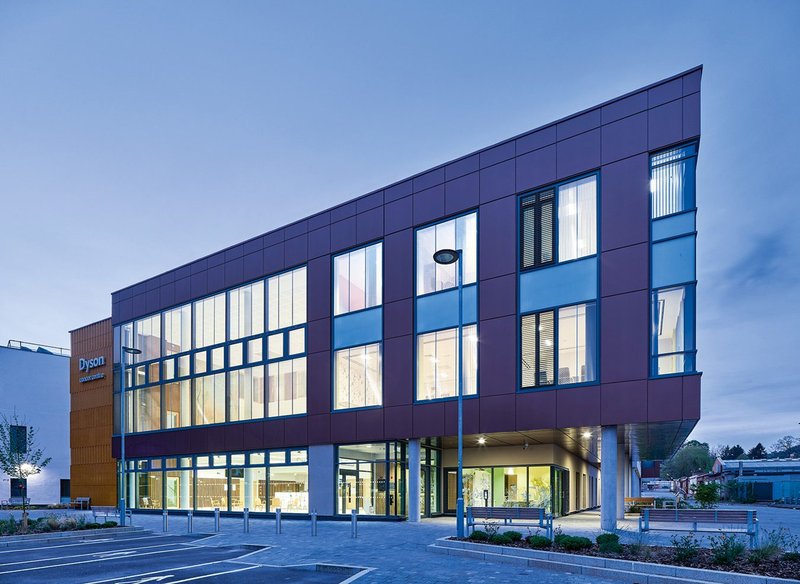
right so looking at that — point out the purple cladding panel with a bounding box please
[516,125,556,155]
[556,129,601,180]
[330,217,357,253]
[478,196,516,279]
[601,243,648,298]
[648,100,683,151]
[306,351,331,414]
[307,414,331,444]
[479,394,516,434]
[445,172,479,214]
[308,227,331,259]
[382,335,413,407]
[306,256,330,321]
[477,316,516,396]
[479,159,515,203]
[600,291,649,384]
[600,154,649,252]
[413,184,445,225]
[356,208,383,243]
[383,229,413,302]
[330,411,358,443]
[444,398,479,436]
[515,391,557,431]
[479,274,516,320]
[647,377,683,422]
[383,300,412,340]
[356,408,384,442]
[263,419,286,448]
[556,387,601,428]
[516,145,557,193]
[383,405,412,440]
[224,424,244,452]
[445,154,479,181]
[682,375,701,420]
[412,402,444,438]
[384,196,413,235]
[284,417,308,447]
[601,381,648,425]
[307,318,330,354]
[284,234,308,267]
[601,112,648,165]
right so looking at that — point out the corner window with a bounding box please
[334,344,382,409]
[334,242,383,315]
[651,285,695,375]
[416,325,478,400]
[650,143,697,218]
[521,302,597,388]
[416,213,477,296]
[520,175,597,270]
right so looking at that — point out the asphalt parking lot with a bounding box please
[0,531,360,583]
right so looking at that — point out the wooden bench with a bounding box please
[624,497,656,512]
[70,497,91,510]
[92,506,132,524]
[467,506,553,539]
[639,508,759,548]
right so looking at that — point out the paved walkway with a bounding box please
[5,504,799,583]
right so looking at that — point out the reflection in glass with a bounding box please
[416,213,477,296]
[334,243,383,315]
[164,380,191,429]
[416,325,477,400]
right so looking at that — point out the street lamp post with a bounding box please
[119,345,141,527]
[433,248,465,538]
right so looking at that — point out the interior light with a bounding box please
[545,339,553,347]
[582,432,592,439]
[477,437,486,445]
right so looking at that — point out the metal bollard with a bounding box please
[243,508,250,533]
[351,509,357,538]
[187,510,193,533]
[162,510,168,532]
[214,507,220,532]
[311,510,317,536]
[275,507,282,534]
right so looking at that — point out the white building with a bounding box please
[0,340,70,504]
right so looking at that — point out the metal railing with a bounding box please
[6,340,70,357]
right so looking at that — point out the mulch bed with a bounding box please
[450,538,800,580]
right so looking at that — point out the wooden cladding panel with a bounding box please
[70,318,117,506]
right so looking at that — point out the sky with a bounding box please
[1,1,798,450]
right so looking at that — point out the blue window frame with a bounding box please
[651,284,696,376]
[650,143,697,219]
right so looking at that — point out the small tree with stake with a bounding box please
[0,414,51,531]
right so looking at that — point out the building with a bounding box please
[0,340,70,504]
[711,458,800,504]
[70,67,702,530]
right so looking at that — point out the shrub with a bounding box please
[46,515,60,531]
[505,531,523,542]
[101,521,118,528]
[527,535,551,549]
[468,530,489,541]
[750,529,785,564]
[489,534,513,545]
[557,535,593,551]
[785,552,800,561]
[671,534,700,563]
[710,533,746,566]
[596,533,623,554]
[85,522,102,529]
[694,483,720,509]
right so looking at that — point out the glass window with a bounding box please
[194,373,225,425]
[177,354,190,377]
[148,362,160,384]
[290,450,308,463]
[267,357,306,417]
[337,442,405,516]
[229,366,265,421]
[288,329,304,355]
[557,304,597,384]
[196,468,227,510]
[194,293,226,349]
[163,304,191,356]
[521,302,596,388]
[134,386,161,432]
[229,281,265,340]
[210,347,224,371]
[416,325,478,400]
[269,451,287,464]
[163,358,175,381]
[558,176,597,262]
[651,143,697,218]
[165,469,193,510]
[334,344,382,409]
[520,189,555,269]
[268,333,284,360]
[164,380,191,429]
[416,213,477,296]
[247,338,263,363]
[194,351,207,375]
[134,314,161,362]
[134,470,163,509]
[268,267,306,331]
[334,243,383,315]
[652,285,695,375]
[239,467,267,512]
[269,465,309,513]
[229,342,243,368]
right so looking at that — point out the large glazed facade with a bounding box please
[71,68,702,527]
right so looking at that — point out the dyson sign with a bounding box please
[79,356,105,372]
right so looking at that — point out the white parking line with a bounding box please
[0,542,188,567]
[156,564,260,583]
[0,546,199,575]
[0,533,186,555]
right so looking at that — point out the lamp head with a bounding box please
[122,346,142,355]
[433,248,459,265]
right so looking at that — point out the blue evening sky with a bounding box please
[1,1,798,449]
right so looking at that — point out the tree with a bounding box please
[770,435,798,455]
[0,414,51,531]
[719,444,745,460]
[693,482,720,508]
[660,440,714,480]
[747,443,767,460]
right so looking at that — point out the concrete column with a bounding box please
[600,426,617,531]
[308,444,335,516]
[244,467,254,509]
[408,439,421,522]
[616,443,625,519]
[181,470,191,509]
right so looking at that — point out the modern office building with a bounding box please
[70,67,702,530]
[0,340,71,504]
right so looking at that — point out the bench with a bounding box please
[70,497,91,510]
[92,506,132,524]
[639,508,759,548]
[467,506,553,539]
[624,497,656,512]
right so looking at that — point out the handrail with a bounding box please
[6,340,70,357]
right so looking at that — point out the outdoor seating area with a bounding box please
[466,506,553,539]
[638,508,760,548]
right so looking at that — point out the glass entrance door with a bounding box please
[339,469,359,514]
